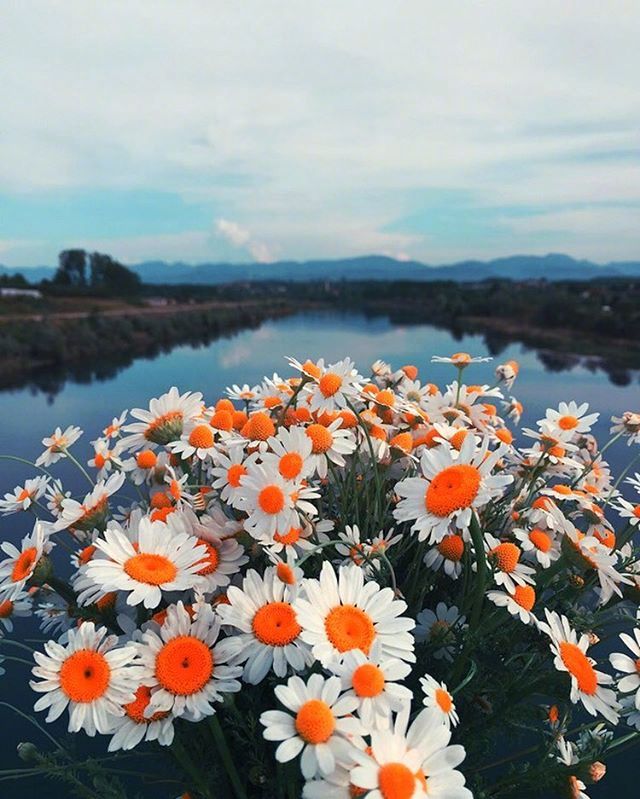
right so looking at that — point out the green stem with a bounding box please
[63,449,95,487]
[209,714,248,799]
[468,513,487,632]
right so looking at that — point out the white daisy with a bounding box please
[0,475,49,515]
[121,449,169,485]
[136,601,241,721]
[0,521,54,599]
[0,588,32,632]
[87,438,124,481]
[35,425,83,467]
[30,622,140,736]
[514,526,560,569]
[53,471,125,532]
[420,673,459,728]
[168,421,219,462]
[107,684,175,751]
[431,352,491,367]
[486,586,537,625]
[102,410,128,439]
[260,673,364,780]
[305,420,357,480]
[84,516,208,608]
[541,401,599,441]
[302,358,363,415]
[611,412,640,446]
[210,445,257,506]
[423,533,466,579]
[217,566,311,684]
[484,534,536,594]
[120,387,203,450]
[610,629,640,709]
[261,425,314,483]
[541,609,620,724]
[415,603,466,662]
[293,562,415,667]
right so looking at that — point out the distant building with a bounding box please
[143,297,170,307]
[0,287,42,299]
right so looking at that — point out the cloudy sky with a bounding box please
[2,1,639,268]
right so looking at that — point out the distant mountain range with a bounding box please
[3,253,640,285]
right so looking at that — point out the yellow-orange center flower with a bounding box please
[124,553,178,585]
[425,465,481,517]
[252,602,301,646]
[559,641,598,694]
[295,699,335,743]
[324,605,375,654]
[59,649,111,703]
[352,663,385,697]
[155,636,213,695]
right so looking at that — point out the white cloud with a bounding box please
[2,1,640,264]
[214,218,274,262]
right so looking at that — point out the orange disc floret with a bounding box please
[435,687,453,713]
[210,409,233,431]
[216,398,235,414]
[319,372,343,398]
[378,763,416,799]
[337,410,358,428]
[425,465,481,518]
[188,424,215,449]
[532,497,554,511]
[558,415,579,431]
[136,450,158,469]
[451,352,471,365]
[529,529,552,553]
[495,428,513,445]
[196,539,220,575]
[124,553,178,585]
[59,649,111,703]
[306,423,333,454]
[593,528,616,549]
[93,452,107,469]
[513,585,536,611]
[279,452,304,480]
[449,429,468,451]
[295,699,335,744]
[377,407,395,425]
[0,599,14,618]
[352,663,385,697]
[437,534,465,562]
[124,685,169,724]
[232,410,248,430]
[258,485,286,515]
[552,484,573,496]
[252,602,302,646]
[155,636,213,695]
[245,412,275,441]
[375,389,395,408]
[150,491,172,509]
[324,605,375,654]
[274,526,301,545]
[301,360,322,380]
[276,562,296,585]
[294,407,312,424]
[489,542,521,573]
[559,641,598,694]
[390,432,413,454]
[548,445,566,459]
[96,592,117,611]
[77,544,97,566]
[402,364,418,380]
[263,395,283,410]
[151,506,175,523]
[421,428,442,449]
[548,704,559,724]
[362,384,378,397]
[316,410,339,427]
[11,547,38,583]
[227,463,246,488]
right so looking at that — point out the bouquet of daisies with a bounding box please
[1,352,639,799]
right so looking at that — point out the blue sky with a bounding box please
[1,2,639,268]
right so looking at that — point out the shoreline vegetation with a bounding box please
[1,250,639,393]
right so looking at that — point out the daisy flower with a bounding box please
[136,601,241,721]
[555,737,590,799]
[84,517,208,608]
[35,425,83,467]
[610,411,640,445]
[107,685,175,751]
[541,610,620,724]
[88,438,124,480]
[495,360,519,389]
[431,352,491,367]
[561,524,631,605]
[541,402,599,441]
[393,435,512,543]
[609,629,640,708]
[0,475,49,515]
[169,422,219,462]
[267,518,333,559]
[293,562,415,667]
[30,622,139,736]
[0,588,32,633]
[53,471,125,532]
[484,534,535,594]
[614,496,640,527]
[350,705,472,799]
[514,526,560,569]
[486,586,537,625]
[420,674,459,728]
[44,478,70,517]
[423,534,466,579]
[217,566,311,683]
[335,524,402,575]
[210,445,256,506]
[328,640,412,729]
[305,420,357,480]
[415,603,466,662]
[226,383,260,406]
[259,673,363,780]
[0,521,53,599]
[120,387,203,450]
[121,449,169,485]
[102,410,128,439]
[188,526,248,595]
[262,425,314,483]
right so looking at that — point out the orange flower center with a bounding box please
[325,604,375,655]
[435,687,453,714]
[302,360,322,379]
[276,562,296,585]
[227,463,246,488]
[633,505,640,519]
[17,488,31,502]
[188,425,214,449]
[451,352,471,365]
[352,663,385,697]
[425,465,481,517]
[155,636,213,695]
[196,539,220,575]
[496,428,514,445]
[513,585,536,611]
[529,529,552,552]
[274,527,301,545]
[0,599,14,618]
[279,452,303,480]
[449,429,468,451]
[489,542,521,573]
[11,547,38,582]
[390,432,413,454]
[319,373,343,397]
[246,413,276,441]
[295,699,335,744]
[378,762,417,799]
[252,602,301,646]
[437,534,465,562]
[124,553,178,585]
[78,545,96,565]
[124,685,169,724]
[59,649,111,703]
[558,415,579,430]
[258,485,286,515]
[210,410,234,431]
[559,641,598,695]
[306,423,333,454]
[94,453,107,469]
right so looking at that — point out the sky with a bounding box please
[1,1,639,269]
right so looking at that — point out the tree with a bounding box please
[54,249,88,286]
[89,252,142,294]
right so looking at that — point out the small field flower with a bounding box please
[36,425,83,467]
[420,673,458,728]
[0,521,53,599]
[0,475,49,515]
[610,629,640,708]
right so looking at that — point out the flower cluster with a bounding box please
[0,353,639,798]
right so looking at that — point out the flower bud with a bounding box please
[586,761,606,784]
[31,554,53,585]
[17,742,39,763]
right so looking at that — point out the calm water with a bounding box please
[1,310,637,796]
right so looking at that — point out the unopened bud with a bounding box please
[31,554,53,585]
[586,761,606,783]
[568,573,585,589]
[17,742,39,763]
